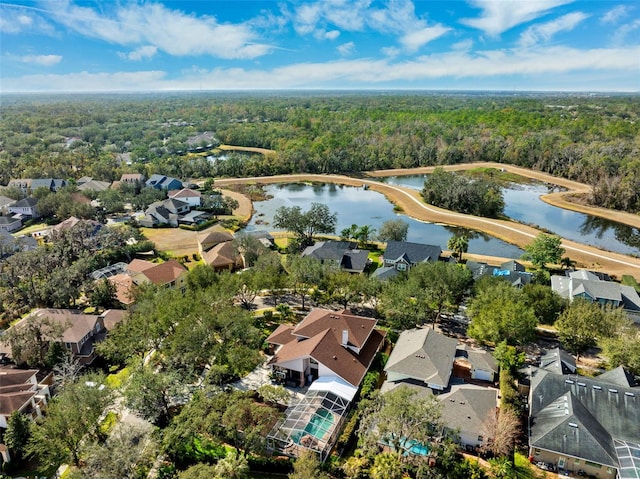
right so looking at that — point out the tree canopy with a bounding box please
[522,233,564,269]
[273,202,337,248]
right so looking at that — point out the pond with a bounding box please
[243,183,524,259]
[377,175,640,257]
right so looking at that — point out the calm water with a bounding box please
[378,175,640,256]
[244,183,524,258]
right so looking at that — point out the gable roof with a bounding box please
[341,249,370,272]
[384,328,458,389]
[135,259,186,285]
[11,197,38,208]
[198,229,234,251]
[202,241,239,268]
[456,345,498,373]
[530,391,618,468]
[77,179,111,192]
[302,240,356,262]
[30,309,99,344]
[168,188,201,199]
[0,368,38,388]
[371,266,400,281]
[384,241,442,264]
[539,347,577,375]
[529,367,640,468]
[598,366,637,388]
[292,308,377,350]
[268,308,385,388]
[438,385,498,437]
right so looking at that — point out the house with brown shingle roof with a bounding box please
[0,366,52,430]
[266,308,385,389]
[127,259,188,292]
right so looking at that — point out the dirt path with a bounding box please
[218,144,276,156]
[366,162,640,230]
[215,172,640,280]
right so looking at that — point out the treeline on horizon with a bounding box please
[1,93,639,212]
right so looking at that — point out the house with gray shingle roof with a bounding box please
[551,270,640,324]
[380,241,442,273]
[540,347,577,375]
[528,367,640,479]
[439,385,498,448]
[302,240,370,274]
[383,328,458,391]
[466,259,533,288]
[146,174,182,191]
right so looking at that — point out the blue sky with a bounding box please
[1,0,639,92]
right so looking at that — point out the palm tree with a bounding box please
[447,235,469,261]
[356,224,376,248]
[560,256,576,270]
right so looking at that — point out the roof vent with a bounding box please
[332,355,337,360]
[593,385,602,390]
[624,392,635,397]
[565,379,574,384]
[609,389,618,394]
[568,423,578,428]
[577,382,586,387]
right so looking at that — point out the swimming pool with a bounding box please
[303,409,334,440]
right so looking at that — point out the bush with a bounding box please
[247,456,293,474]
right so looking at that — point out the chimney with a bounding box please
[342,329,349,347]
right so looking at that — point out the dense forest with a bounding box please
[1,92,639,212]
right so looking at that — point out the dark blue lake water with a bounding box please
[244,182,524,258]
[377,175,640,256]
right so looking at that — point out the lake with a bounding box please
[243,182,524,258]
[377,175,640,256]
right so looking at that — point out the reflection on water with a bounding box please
[378,175,639,257]
[243,183,524,259]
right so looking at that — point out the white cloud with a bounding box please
[602,5,631,24]
[0,4,54,35]
[325,30,341,40]
[45,1,273,59]
[381,46,401,57]
[452,39,474,51]
[120,46,158,61]
[291,0,448,51]
[461,0,574,36]
[612,19,640,46]
[519,12,589,47]
[20,54,62,66]
[3,45,639,92]
[400,25,450,51]
[337,41,356,56]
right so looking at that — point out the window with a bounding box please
[477,435,483,442]
[396,263,407,271]
[534,449,541,456]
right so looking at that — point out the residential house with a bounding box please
[0,195,16,214]
[302,240,370,274]
[266,308,385,389]
[438,385,499,449]
[138,198,190,227]
[381,328,500,451]
[0,367,52,430]
[145,174,182,191]
[266,308,385,461]
[8,197,39,219]
[126,258,188,292]
[0,309,126,366]
[383,328,458,392]
[119,173,146,185]
[539,347,577,375]
[466,259,533,288]
[0,216,21,233]
[30,178,66,192]
[454,345,499,383]
[168,188,202,207]
[0,230,37,258]
[528,367,640,478]
[7,179,32,195]
[373,241,442,280]
[551,270,640,324]
[244,230,276,249]
[197,229,242,271]
[76,177,111,192]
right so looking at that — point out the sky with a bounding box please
[1,0,639,93]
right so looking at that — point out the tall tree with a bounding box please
[27,374,111,467]
[555,299,629,358]
[522,233,564,269]
[286,255,325,310]
[273,202,337,248]
[377,219,409,242]
[4,411,32,461]
[481,407,521,459]
[467,279,537,346]
[289,449,330,479]
[447,235,469,261]
[358,387,443,460]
